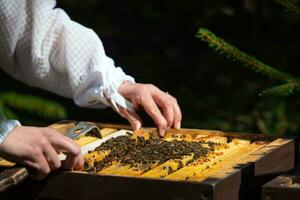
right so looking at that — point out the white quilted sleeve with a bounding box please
[0,0,135,112]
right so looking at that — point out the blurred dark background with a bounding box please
[1,0,300,135]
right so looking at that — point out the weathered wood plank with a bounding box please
[262,165,300,200]
[253,139,295,175]
[39,171,213,200]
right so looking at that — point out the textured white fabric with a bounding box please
[0,120,21,144]
[0,0,135,113]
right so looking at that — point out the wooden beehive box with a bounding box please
[0,121,297,200]
[262,165,300,200]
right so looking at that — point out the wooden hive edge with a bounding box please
[261,165,300,200]
[244,138,295,176]
[39,170,214,200]
[262,175,300,200]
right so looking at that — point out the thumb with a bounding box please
[118,106,142,130]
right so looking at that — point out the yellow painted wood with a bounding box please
[98,162,131,175]
[142,155,193,178]
[0,159,15,167]
[49,122,76,134]
[75,128,118,146]
[164,132,193,141]
[111,165,152,176]
[189,141,266,181]
[199,136,228,144]
[84,150,109,170]
[132,129,151,139]
[166,129,230,143]
[75,136,98,146]
[100,128,118,137]
[164,139,250,180]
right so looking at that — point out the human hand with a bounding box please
[0,126,84,180]
[118,81,182,136]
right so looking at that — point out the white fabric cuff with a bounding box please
[105,75,135,113]
[73,71,136,113]
[0,120,21,144]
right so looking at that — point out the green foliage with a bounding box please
[260,83,299,96]
[276,0,300,16]
[254,99,290,135]
[196,28,294,82]
[196,28,300,97]
[197,27,300,135]
[0,92,67,121]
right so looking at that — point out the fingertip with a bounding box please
[69,141,82,156]
[74,155,84,170]
[133,121,142,130]
[79,156,84,168]
[175,121,181,129]
[123,110,142,131]
[158,127,166,137]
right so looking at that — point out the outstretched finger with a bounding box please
[118,106,142,130]
[29,155,51,180]
[47,129,83,170]
[47,129,81,156]
[61,152,84,170]
[172,99,182,129]
[43,145,61,170]
[138,94,168,136]
[154,90,182,129]
[73,155,84,170]
[153,93,175,128]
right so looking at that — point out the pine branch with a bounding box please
[196,28,296,83]
[260,82,300,96]
[0,92,67,120]
[276,0,300,16]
